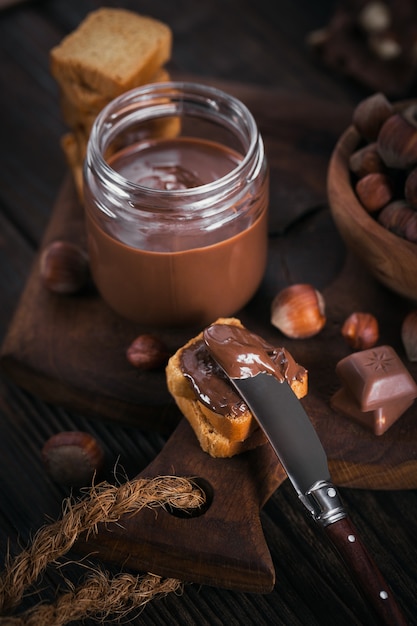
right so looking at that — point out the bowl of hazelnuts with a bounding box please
[327,92,417,301]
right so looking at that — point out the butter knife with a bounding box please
[204,323,408,626]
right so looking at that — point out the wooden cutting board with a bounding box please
[2,80,417,593]
[1,80,417,498]
[75,417,288,593]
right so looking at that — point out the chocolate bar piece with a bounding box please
[331,387,415,435]
[331,345,417,435]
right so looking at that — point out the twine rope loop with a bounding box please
[0,475,205,625]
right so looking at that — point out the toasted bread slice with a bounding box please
[60,68,171,134]
[60,132,84,201]
[166,317,308,457]
[50,9,172,108]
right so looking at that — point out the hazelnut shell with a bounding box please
[42,431,104,487]
[352,92,393,142]
[355,172,393,212]
[402,311,417,362]
[40,240,90,294]
[126,334,170,370]
[377,113,417,169]
[341,312,379,350]
[271,284,326,339]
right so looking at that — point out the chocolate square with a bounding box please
[335,346,417,412]
[331,387,416,436]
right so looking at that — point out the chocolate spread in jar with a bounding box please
[85,137,268,327]
[180,323,306,416]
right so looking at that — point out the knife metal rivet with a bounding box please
[348,534,356,543]
[327,487,337,498]
[380,590,389,600]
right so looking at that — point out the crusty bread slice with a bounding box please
[166,317,308,457]
[61,116,182,203]
[60,68,171,135]
[50,9,172,107]
[58,68,177,202]
[173,390,269,457]
[60,132,84,201]
[167,318,243,403]
[51,10,174,202]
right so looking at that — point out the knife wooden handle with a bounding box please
[325,516,408,625]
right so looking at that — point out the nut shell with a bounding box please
[126,334,170,369]
[341,312,379,350]
[349,142,386,178]
[355,172,393,212]
[42,431,104,487]
[40,240,89,294]
[377,113,417,169]
[404,167,417,209]
[352,92,393,142]
[401,310,417,361]
[377,200,417,242]
[271,284,326,339]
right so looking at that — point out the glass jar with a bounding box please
[84,81,269,327]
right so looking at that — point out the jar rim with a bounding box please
[85,81,262,199]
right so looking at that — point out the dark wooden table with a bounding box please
[1,1,417,624]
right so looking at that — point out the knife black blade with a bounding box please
[234,373,332,512]
[203,322,409,626]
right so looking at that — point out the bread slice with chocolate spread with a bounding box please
[166,317,308,457]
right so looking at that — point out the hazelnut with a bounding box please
[352,92,393,142]
[40,240,89,294]
[126,333,170,369]
[341,312,379,350]
[349,142,386,178]
[401,103,417,128]
[401,311,417,361]
[377,200,416,238]
[42,431,104,487]
[404,167,417,209]
[404,211,417,243]
[271,284,326,339]
[355,172,393,212]
[377,113,417,169]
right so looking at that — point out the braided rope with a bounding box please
[0,475,205,624]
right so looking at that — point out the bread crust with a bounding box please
[50,9,174,202]
[166,317,308,457]
[60,69,171,132]
[50,9,172,103]
[60,132,84,200]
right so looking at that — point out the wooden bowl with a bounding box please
[327,124,417,302]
